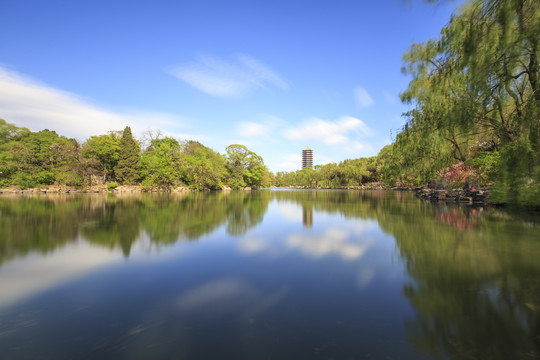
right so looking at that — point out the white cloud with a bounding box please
[0,66,196,141]
[383,90,397,104]
[284,116,373,145]
[169,54,288,99]
[280,116,376,166]
[354,86,374,109]
[344,141,372,153]
[236,54,288,90]
[278,154,302,171]
[286,228,371,261]
[236,121,270,138]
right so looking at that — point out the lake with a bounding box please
[0,190,539,359]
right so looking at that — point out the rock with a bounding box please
[416,185,489,205]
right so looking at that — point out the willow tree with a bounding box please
[400,0,539,203]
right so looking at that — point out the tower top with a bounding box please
[304,146,311,150]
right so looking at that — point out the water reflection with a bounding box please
[271,190,540,358]
[0,190,539,359]
[389,208,540,359]
[302,205,313,229]
[0,191,271,266]
[0,240,122,308]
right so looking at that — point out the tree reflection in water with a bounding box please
[0,190,539,358]
[266,190,540,359]
[0,191,271,265]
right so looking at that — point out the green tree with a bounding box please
[225,144,269,189]
[0,119,29,145]
[0,122,81,188]
[140,137,181,188]
[395,0,539,202]
[115,126,141,185]
[81,133,121,182]
[181,141,226,190]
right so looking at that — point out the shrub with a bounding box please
[35,171,56,185]
[57,171,82,187]
[13,172,36,189]
[107,182,118,190]
[465,151,500,185]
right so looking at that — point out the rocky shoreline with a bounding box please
[0,185,195,195]
[0,184,488,205]
[415,187,489,205]
[285,185,388,190]
[0,184,249,195]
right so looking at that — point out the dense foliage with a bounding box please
[380,0,539,205]
[115,126,141,185]
[273,157,379,188]
[0,119,269,190]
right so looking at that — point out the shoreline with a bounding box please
[2,184,538,210]
[0,185,197,195]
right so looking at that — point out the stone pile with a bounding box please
[416,187,488,204]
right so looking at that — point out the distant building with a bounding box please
[302,146,313,169]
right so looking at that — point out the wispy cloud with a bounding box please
[169,54,288,99]
[344,141,370,153]
[234,114,287,139]
[278,154,302,171]
[282,116,375,160]
[236,55,288,89]
[0,66,199,141]
[284,116,373,145]
[236,121,270,138]
[354,86,374,108]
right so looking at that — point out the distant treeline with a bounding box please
[273,157,379,188]
[0,120,271,190]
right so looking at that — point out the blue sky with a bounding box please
[0,0,462,172]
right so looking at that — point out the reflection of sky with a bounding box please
[174,277,288,320]
[0,195,415,359]
[238,201,379,262]
[0,232,193,310]
[232,199,408,295]
[0,197,404,314]
[0,238,123,309]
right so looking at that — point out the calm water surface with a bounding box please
[0,190,539,359]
